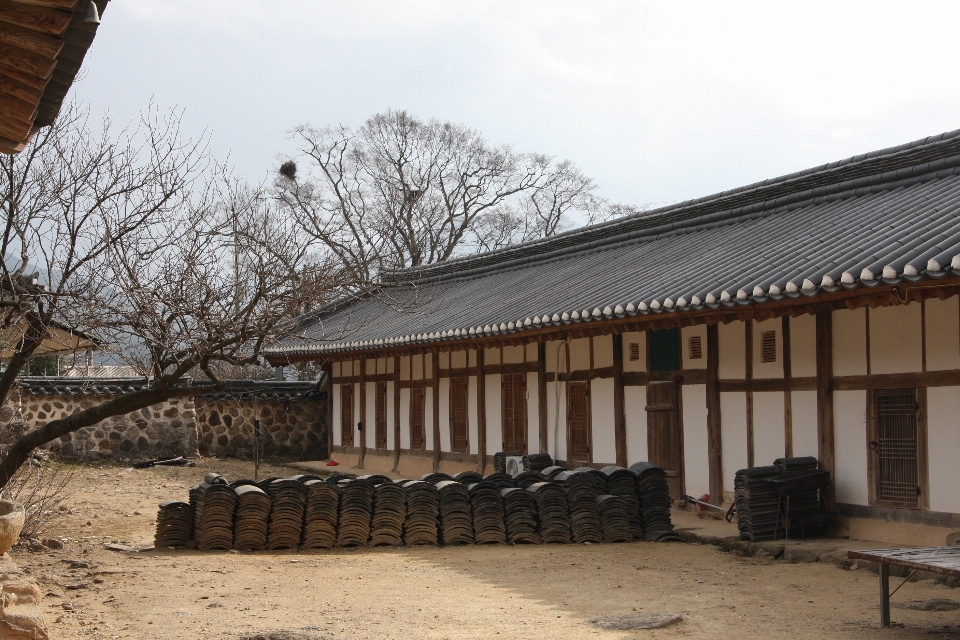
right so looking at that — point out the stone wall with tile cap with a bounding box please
[194,398,326,460]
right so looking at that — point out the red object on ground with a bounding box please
[696,493,711,512]
[326,460,339,466]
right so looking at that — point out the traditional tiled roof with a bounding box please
[192,379,325,402]
[266,129,960,359]
[17,377,324,401]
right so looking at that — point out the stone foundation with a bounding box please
[196,398,326,460]
[0,554,48,639]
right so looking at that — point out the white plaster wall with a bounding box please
[424,387,434,451]
[545,340,565,373]
[333,362,342,377]
[753,318,783,379]
[332,383,341,447]
[928,386,960,513]
[792,390,819,458]
[527,372,540,453]
[386,381,396,450]
[719,321,745,379]
[451,350,467,369]
[399,388,411,449]
[625,386,648,464]
[376,358,386,375]
[468,376,479,455]
[365,381,376,449]
[439,378,451,452]
[591,378,616,464]
[681,325,707,370]
[833,308,867,376]
[526,343,538,362]
[720,391,748,492]
[790,314,817,378]
[926,297,960,371]
[484,348,501,366]
[569,338,590,371]
[412,354,424,380]
[400,356,410,381]
[871,304,923,374]
[503,345,524,364]
[546,381,567,461]
[365,359,375,376]
[439,352,450,370]
[834,390,868,506]
[425,355,433,380]
[622,331,647,373]
[485,374,501,455]
[593,335,613,369]
[682,384,709,498]
[753,391,785,465]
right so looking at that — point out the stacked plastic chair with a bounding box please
[336,478,374,547]
[436,480,474,545]
[232,484,271,550]
[468,481,507,544]
[369,481,406,546]
[190,480,237,551]
[596,495,633,543]
[402,480,440,545]
[527,482,571,544]
[555,470,603,544]
[302,480,340,549]
[155,501,194,548]
[601,465,644,540]
[630,462,679,541]
[501,487,541,544]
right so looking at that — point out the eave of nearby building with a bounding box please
[265,128,960,364]
[0,0,109,154]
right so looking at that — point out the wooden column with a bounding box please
[706,323,723,504]
[816,310,835,489]
[537,342,548,455]
[392,356,401,472]
[322,361,334,460]
[359,357,366,468]
[432,351,441,473]
[477,349,487,475]
[745,319,754,468]
[782,315,794,458]
[612,333,628,467]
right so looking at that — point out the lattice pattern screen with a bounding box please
[450,376,468,453]
[410,387,426,450]
[375,381,387,449]
[340,384,354,447]
[875,389,919,508]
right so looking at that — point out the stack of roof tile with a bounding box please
[401,480,439,545]
[358,474,395,486]
[302,480,340,549]
[601,466,644,540]
[369,482,406,546]
[484,472,515,489]
[454,471,484,484]
[154,501,194,548]
[527,482,571,544]
[596,495,633,543]
[232,485,271,551]
[630,462,678,541]
[774,457,819,473]
[513,470,545,489]
[336,479,374,547]
[265,478,308,550]
[493,451,522,474]
[555,470,603,544]
[190,482,237,551]
[420,472,454,484]
[734,466,782,541]
[468,481,507,544]
[541,466,568,481]
[501,487,541,544]
[522,453,553,472]
[436,481,474,545]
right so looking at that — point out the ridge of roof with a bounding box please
[381,128,960,285]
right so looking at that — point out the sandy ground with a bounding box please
[7,458,960,640]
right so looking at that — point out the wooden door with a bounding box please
[449,376,469,453]
[646,381,684,499]
[871,389,920,508]
[567,381,591,462]
[501,373,527,453]
[340,384,354,448]
[375,381,388,450]
[410,386,426,450]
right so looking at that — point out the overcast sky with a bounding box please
[73,1,960,210]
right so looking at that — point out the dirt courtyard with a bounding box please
[7,459,959,640]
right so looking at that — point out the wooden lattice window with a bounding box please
[688,335,703,360]
[375,381,387,450]
[629,343,640,361]
[340,384,354,447]
[874,389,920,508]
[567,381,590,462]
[760,330,777,363]
[502,373,527,452]
[410,386,426,450]
[449,376,468,453]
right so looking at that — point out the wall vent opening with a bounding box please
[688,335,703,360]
[629,342,640,361]
[761,330,777,363]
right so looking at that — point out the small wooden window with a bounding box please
[688,335,703,360]
[449,376,468,453]
[629,343,640,361]
[760,330,777,363]
[410,386,426,450]
[340,384,354,447]
[375,381,387,450]
[567,381,590,461]
[501,373,527,453]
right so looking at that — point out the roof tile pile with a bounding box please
[436,481,474,545]
[596,495,633,543]
[513,470,545,489]
[630,463,679,541]
[369,482,406,546]
[265,478,308,550]
[453,471,483,484]
[232,485,270,551]
[190,478,236,551]
[523,453,553,472]
[601,465,644,540]
[500,488,540,544]
[555,470,603,544]
[154,501,193,549]
[527,482,572,544]
[468,481,507,544]
[402,481,439,545]
[302,480,340,549]
[336,479,374,547]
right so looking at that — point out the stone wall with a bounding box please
[195,397,326,460]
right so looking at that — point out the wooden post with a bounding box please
[745,319,754,468]
[538,342,548,455]
[359,357,366,469]
[392,356,400,472]
[782,315,793,458]
[612,333,627,467]
[322,361,333,461]
[816,310,835,489]
[706,323,723,504]
[477,349,486,475]
[432,351,441,473]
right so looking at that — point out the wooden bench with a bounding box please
[847,547,960,627]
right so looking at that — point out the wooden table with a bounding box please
[847,547,960,627]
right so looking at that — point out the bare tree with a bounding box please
[0,106,341,488]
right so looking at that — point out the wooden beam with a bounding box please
[745,319,754,468]
[0,111,31,145]
[612,333,627,467]
[432,351,440,473]
[0,42,56,79]
[0,70,44,107]
[0,0,73,37]
[358,357,366,468]
[0,20,63,57]
[392,356,400,472]
[537,342,548,455]
[782,315,793,458]
[706,323,723,504]
[10,0,79,9]
[816,310,835,494]
[477,349,486,475]
[0,89,36,126]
